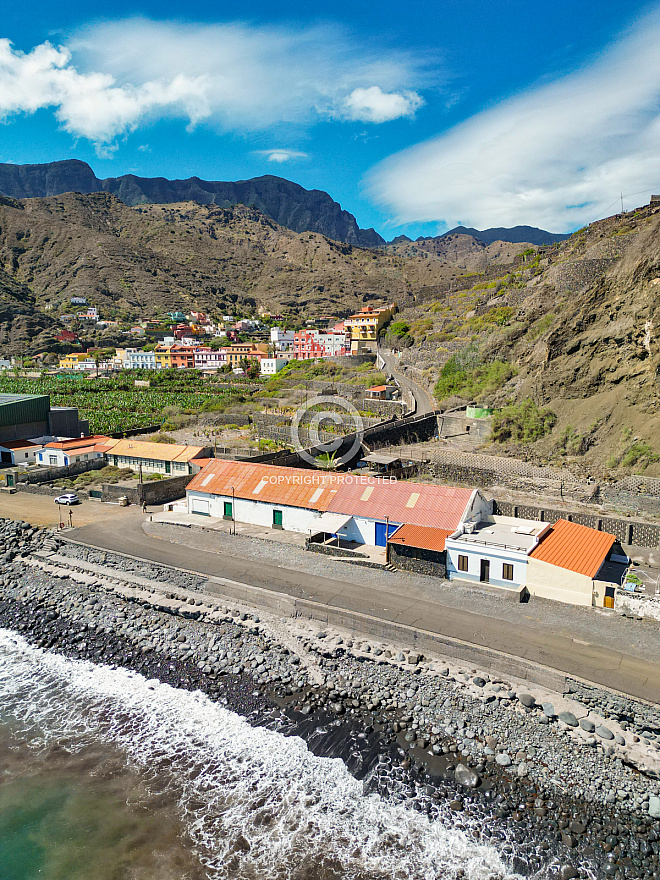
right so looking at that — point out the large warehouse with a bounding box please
[0,393,89,444]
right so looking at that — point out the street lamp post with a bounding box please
[231,486,235,535]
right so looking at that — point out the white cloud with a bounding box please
[0,19,429,149]
[0,38,209,145]
[369,12,660,231]
[343,86,423,123]
[254,149,309,163]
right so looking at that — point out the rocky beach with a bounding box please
[1,516,660,880]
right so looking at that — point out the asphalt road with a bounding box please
[69,513,660,704]
[379,348,436,416]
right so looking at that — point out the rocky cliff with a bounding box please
[0,160,384,248]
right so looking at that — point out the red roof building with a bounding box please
[529,519,616,578]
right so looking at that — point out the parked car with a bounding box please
[54,493,79,505]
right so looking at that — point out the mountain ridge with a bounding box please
[0,160,384,249]
[0,160,569,250]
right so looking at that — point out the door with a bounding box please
[480,559,490,582]
[223,501,233,520]
[165,461,171,474]
[604,586,615,609]
[273,509,283,529]
[375,522,398,547]
[191,498,210,516]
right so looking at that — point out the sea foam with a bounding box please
[0,628,522,880]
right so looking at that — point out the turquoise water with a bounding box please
[0,727,206,880]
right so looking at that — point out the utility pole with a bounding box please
[621,192,624,214]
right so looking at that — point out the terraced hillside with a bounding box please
[391,206,660,476]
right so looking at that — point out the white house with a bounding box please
[270,327,295,352]
[186,460,340,531]
[104,439,211,475]
[260,356,290,375]
[194,348,227,371]
[36,436,109,467]
[527,519,627,607]
[445,515,551,590]
[126,349,156,370]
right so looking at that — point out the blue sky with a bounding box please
[1,1,659,239]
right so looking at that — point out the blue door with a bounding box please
[375,522,398,546]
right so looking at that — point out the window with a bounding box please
[458,555,468,572]
[273,509,283,527]
[49,455,58,466]
[502,563,514,581]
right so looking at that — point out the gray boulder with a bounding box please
[559,712,579,727]
[454,763,480,789]
[595,725,614,741]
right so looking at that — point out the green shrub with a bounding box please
[148,432,177,444]
[491,399,557,444]
[434,357,514,403]
[556,424,595,456]
[620,442,659,468]
[526,313,555,342]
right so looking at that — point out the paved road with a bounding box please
[69,513,660,703]
[378,348,436,416]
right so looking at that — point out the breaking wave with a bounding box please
[0,628,520,880]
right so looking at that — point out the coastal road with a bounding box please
[378,348,436,416]
[68,513,660,704]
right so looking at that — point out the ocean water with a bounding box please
[0,628,520,880]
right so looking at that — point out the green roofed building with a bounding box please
[0,393,89,444]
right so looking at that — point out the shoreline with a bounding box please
[2,518,660,879]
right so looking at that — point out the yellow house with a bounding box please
[155,345,173,369]
[344,303,397,354]
[59,353,90,370]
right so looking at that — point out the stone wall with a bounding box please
[306,542,369,559]
[18,459,107,484]
[492,500,660,549]
[388,543,446,578]
[101,474,193,505]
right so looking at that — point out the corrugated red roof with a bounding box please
[530,519,615,578]
[186,460,345,511]
[328,480,472,529]
[388,524,452,552]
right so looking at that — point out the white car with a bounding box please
[54,493,79,505]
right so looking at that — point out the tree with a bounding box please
[246,360,261,380]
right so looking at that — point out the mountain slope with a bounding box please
[393,206,660,474]
[0,160,384,248]
[0,192,468,333]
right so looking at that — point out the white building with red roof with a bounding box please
[185,460,486,546]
